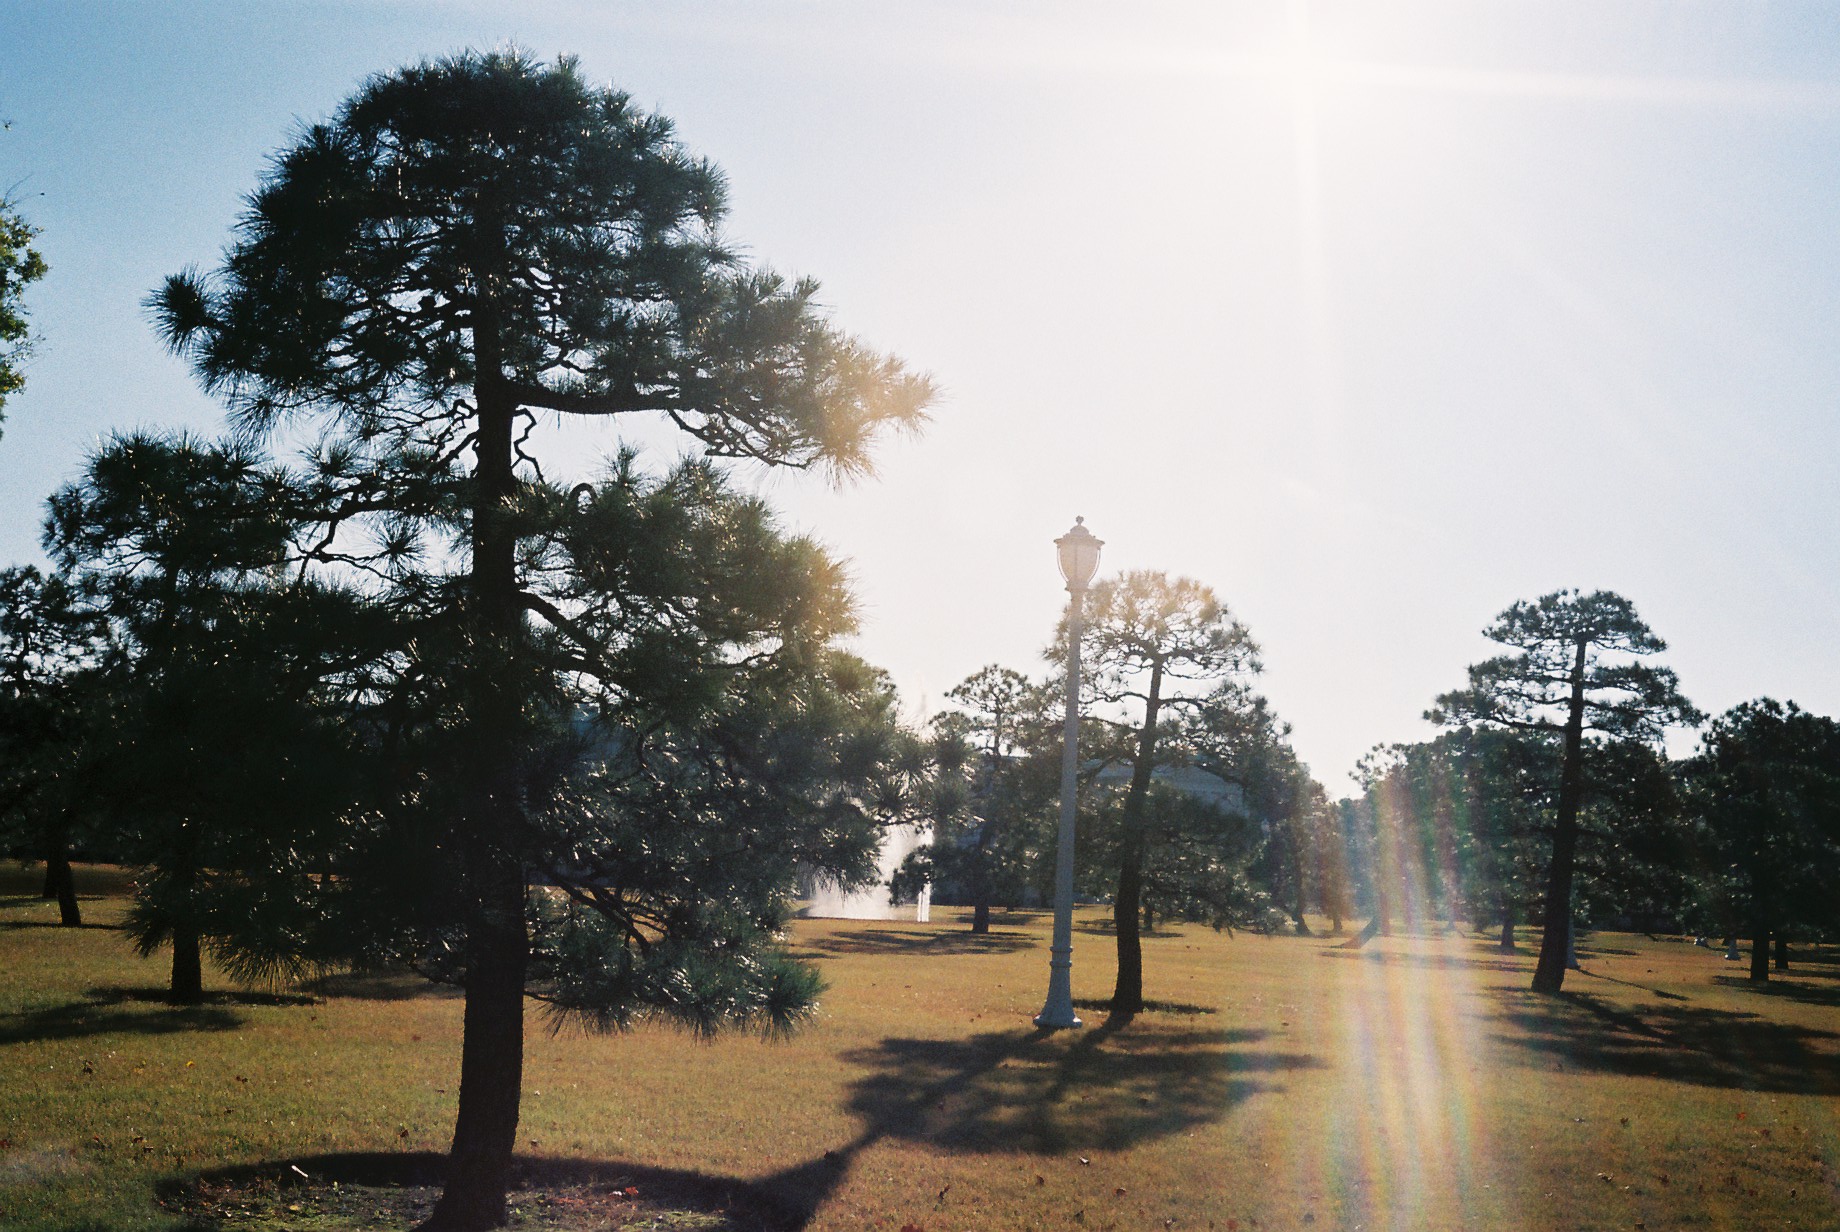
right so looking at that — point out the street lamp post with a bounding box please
[1036,516,1102,1030]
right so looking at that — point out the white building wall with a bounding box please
[800,821,932,922]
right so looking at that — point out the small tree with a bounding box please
[1681,699,1840,981]
[1057,570,1259,1017]
[46,433,370,1001]
[894,666,1058,932]
[1431,590,1698,993]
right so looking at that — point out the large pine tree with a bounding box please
[152,51,932,1230]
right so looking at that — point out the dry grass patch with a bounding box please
[2,871,1839,1230]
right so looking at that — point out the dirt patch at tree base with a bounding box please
[159,1154,793,1231]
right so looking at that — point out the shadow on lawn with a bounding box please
[791,928,1037,958]
[752,1016,1325,1225]
[0,987,319,1047]
[301,970,463,1001]
[1711,974,1840,1008]
[1317,948,1529,977]
[1575,969,1690,1001]
[1492,989,1840,1094]
[157,1151,809,1232]
[152,1018,1324,1230]
[0,995,241,1047]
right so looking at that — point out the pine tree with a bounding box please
[1682,699,1840,982]
[1055,570,1260,1017]
[1430,590,1698,993]
[150,51,931,1229]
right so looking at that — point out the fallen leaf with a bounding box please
[1114,1187,1127,1197]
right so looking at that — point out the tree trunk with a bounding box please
[1499,902,1515,952]
[423,354,530,1231]
[1111,831,1145,1016]
[1142,900,1154,934]
[969,828,992,935]
[169,923,204,1004]
[1532,638,1590,995]
[1775,936,1789,971]
[425,864,528,1230]
[1337,915,1383,950]
[1109,660,1163,1019]
[43,836,80,927]
[1285,824,1310,935]
[1749,928,1770,983]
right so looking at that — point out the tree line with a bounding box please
[902,583,1840,1020]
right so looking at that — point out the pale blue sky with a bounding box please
[5,2,1839,785]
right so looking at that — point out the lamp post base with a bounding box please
[1033,948,1082,1030]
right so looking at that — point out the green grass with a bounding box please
[2,867,1838,1230]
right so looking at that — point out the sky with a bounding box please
[4,1,1839,789]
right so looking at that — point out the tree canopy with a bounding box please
[0,169,48,432]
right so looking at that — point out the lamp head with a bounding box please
[1055,517,1103,591]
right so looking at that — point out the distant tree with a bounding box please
[1349,729,1552,948]
[1056,570,1259,1017]
[151,51,931,1230]
[1680,699,1840,982]
[1430,590,1699,993]
[1190,694,1322,935]
[0,160,48,430]
[0,567,106,925]
[893,666,1057,932]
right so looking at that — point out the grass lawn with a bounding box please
[2,867,1838,1231]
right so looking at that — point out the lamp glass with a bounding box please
[1055,518,1102,589]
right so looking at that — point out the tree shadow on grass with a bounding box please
[752,1015,1324,1225]
[1317,948,1529,977]
[0,991,245,1047]
[1072,997,1216,1016]
[790,928,1036,958]
[1710,975,1840,1008]
[150,1018,1325,1231]
[1491,989,1840,1094]
[156,1151,807,1232]
[301,970,463,1001]
[1574,969,1690,1001]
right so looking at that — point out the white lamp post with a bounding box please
[1036,516,1102,1030]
